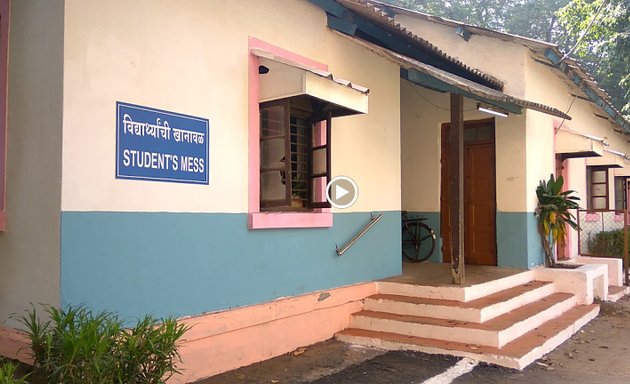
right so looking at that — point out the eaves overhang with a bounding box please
[362,0,630,135]
[555,127,605,159]
[341,34,572,120]
[543,49,630,135]
[308,0,504,91]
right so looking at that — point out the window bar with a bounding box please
[283,100,292,205]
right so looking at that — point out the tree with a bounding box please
[556,0,629,118]
[380,0,570,42]
[380,0,628,116]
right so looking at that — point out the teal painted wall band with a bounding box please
[496,211,543,268]
[60,211,401,320]
[407,211,541,268]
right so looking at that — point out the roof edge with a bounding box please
[308,0,505,90]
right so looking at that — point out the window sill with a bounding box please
[249,211,332,229]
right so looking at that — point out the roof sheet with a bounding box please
[335,0,505,90]
[369,0,629,132]
[340,33,572,120]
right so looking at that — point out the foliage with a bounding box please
[380,0,629,118]
[15,304,189,384]
[556,0,630,118]
[0,361,28,384]
[587,228,627,257]
[535,174,580,267]
[380,0,570,41]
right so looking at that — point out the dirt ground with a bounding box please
[196,297,630,384]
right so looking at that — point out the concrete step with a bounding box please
[337,304,599,370]
[351,293,576,348]
[377,270,534,302]
[607,285,629,302]
[364,281,555,323]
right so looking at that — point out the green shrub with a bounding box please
[16,304,188,384]
[0,361,28,384]
[587,229,627,257]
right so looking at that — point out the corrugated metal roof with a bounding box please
[371,0,630,133]
[334,0,505,90]
[340,33,572,120]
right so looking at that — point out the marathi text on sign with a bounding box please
[116,102,210,184]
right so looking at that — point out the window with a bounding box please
[259,96,330,211]
[614,176,627,211]
[587,166,609,210]
[247,37,368,229]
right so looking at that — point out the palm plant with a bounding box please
[535,174,580,267]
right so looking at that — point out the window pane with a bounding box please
[261,170,286,201]
[591,170,606,183]
[312,176,326,204]
[592,197,607,209]
[313,147,326,176]
[464,125,493,143]
[261,105,285,138]
[261,138,285,170]
[592,184,607,197]
[290,115,310,207]
[260,103,288,206]
[615,177,627,210]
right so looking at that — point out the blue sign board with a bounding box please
[116,102,209,184]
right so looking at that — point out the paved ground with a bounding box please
[196,297,630,384]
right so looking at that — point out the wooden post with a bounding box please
[449,93,465,285]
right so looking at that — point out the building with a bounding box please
[0,0,627,382]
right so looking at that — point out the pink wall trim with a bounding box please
[172,282,377,383]
[247,47,260,214]
[249,211,333,229]
[248,37,328,72]
[564,160,572,258]
[553,120,572,258]
[247,37,331,229]
[0,0,10,231]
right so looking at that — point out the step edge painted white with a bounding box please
[338,305,599,371]
[463,270,535,302]
[350,314,500,347]
[496,295,578,348]
[336,332,522,369]
[363,299,481,322]
[479,283,556,322]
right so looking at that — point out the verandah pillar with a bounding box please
[449,93,465,284]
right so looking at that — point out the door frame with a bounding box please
[440,118,497,266]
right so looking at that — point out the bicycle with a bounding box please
[401,211,436,262]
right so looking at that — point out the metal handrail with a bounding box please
[336,213,383,256]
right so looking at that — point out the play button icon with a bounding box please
[326,176,358,209]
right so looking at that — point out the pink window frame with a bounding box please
[247,37,332,229]
[0,0,10,231]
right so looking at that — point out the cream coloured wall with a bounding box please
[0,0,63,326]
[400,79,442,212]
[400,79,527,213]
[394,15,528,97]
[326,33,400,213]
[62,0,400,213]
[524,108,556,211]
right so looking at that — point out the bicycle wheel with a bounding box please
[402,222,436,262]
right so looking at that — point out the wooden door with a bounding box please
[441,119,497,266]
